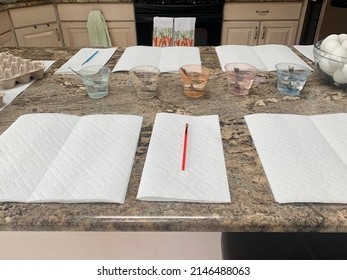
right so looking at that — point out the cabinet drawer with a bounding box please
[223,2,302,21]
[58,4,135,21]
[0,11,12,34]
[10,5,56,28]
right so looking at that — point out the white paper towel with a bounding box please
[0,113,143,203]
[112,46,201,73]
[245,113,347,204]
[137,113,231,203]
[55,48,117,74]
[216,45,312,71]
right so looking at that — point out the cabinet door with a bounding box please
[107,22,137,47]
[0,31,17,47]
[15,23,62,47]
[60,22,89,47]
[221,21,259,45]
[61,21,136,47]
[258,21,298,46]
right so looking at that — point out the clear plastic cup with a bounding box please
[225,63,257,96]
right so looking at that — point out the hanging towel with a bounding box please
[87,10,112,47]
[174,17,196,47]
[153,17,174,47]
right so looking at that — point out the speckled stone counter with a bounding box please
[1,47,347,232]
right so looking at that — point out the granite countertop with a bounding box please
[1,46,347,232]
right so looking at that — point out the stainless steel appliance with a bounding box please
[134,0,225,46]
[301,0,347,44]
[316,0,347,40]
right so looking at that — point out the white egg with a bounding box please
[339,34,347,43]
[324,34,340,43]
[342,39,347,49]
[323,39,341,53]
[329,47,347,68]
[342,64,347,79]
[319,57,335,74]
[333,68,347,84]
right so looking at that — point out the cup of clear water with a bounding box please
[275,63,311,96]
[79,65,111,99]
[129,65,160,99]
[225,63,257,95]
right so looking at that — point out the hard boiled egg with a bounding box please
[339,34,347,43]
[333,68,347,84]
[342,64,347,79]
[329,47,347,68]
[323,39,341,53]
[319,57,335,75]
[342,39,347,49]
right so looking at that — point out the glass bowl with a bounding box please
[313,39,347,90]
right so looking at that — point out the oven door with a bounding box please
[134,3,223,46]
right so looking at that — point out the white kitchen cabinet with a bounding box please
[222,2,304,46]
[15,23,62,47]
[9,5,62,47]
[0,31,17,47]
[0,10,17,47]
[58,3,137,47]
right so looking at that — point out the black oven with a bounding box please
[134,0,225,46]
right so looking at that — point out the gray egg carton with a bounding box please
[0,52,45,89]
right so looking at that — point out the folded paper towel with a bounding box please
[245,113,347,204]
[0,113,143,203]
[137,113,231,203]
[112,46,201,73]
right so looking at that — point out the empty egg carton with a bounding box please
[0,52,45,89]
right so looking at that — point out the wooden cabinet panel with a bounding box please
[15,23,62,47]
[61,21,136,47]
[0,11,12,34]
[222,2,303,46]
[223,2,302,21]
[108,22,137,46]
[58,3,136,47]
[221,21,259,45]
[258,21,298,45]
[0,31,17,47]
[9,5,56,28]
[60,22,89,47]
[57,4,135,21]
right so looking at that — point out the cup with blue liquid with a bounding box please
[275,63,311,96]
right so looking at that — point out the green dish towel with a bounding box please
[87,10,112,47]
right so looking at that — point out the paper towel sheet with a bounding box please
[55,48,117,74]
[0,113,143,203]
[0,61,55,112]
[216,45,312,71]
[112,46,201,73]
[245,113,347,204]
[137,113,231,203]
[294,45,314,62]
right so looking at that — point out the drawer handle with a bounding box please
[254,26,258,40]
[256,10,269,16]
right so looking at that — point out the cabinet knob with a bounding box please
[256,10,269,16]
